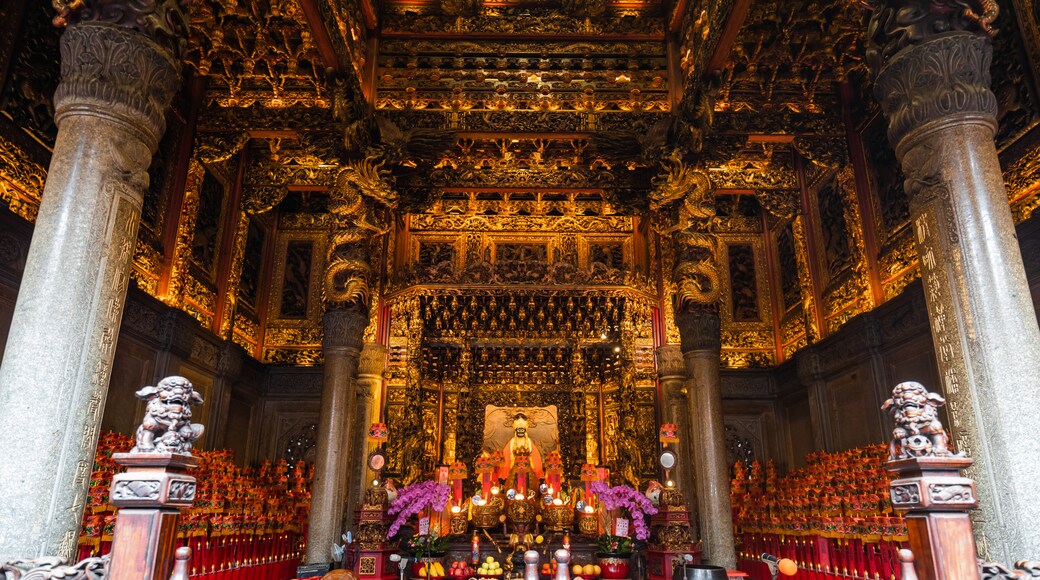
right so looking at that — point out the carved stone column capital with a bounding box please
[865,0,997,77]
[675,308,721,353]
[322,306,368,352]
[53,22,182,151]
[656,345,686,381]
[358,343,388,378]
[55,0,191,60]
[872,32,997,154]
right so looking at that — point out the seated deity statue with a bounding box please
[497,413,544,482]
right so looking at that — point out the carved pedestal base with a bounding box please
[356,549,399,580]
[108,453,198,580]
[887,456,979,580]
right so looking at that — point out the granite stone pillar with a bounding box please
[656,345,697,524]
[676,310,735,568]
[342,343,387,532]
[306,307,367,563]
[0,2,186,562]
[868,4,1040,560]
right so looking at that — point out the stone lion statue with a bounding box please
[882,381,952,460]
[131,376,205,455]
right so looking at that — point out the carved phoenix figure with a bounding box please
[882,381,953,460]
[132,376,205,455]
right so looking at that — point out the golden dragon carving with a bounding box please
[324,157,396,306]
[649,153,722,307]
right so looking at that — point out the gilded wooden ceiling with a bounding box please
[3,0,1040,369]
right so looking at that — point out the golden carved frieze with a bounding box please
[400,165,633,190]
[281,212,333,230]
[0,134,45,222]
[263,347,323,365]
[378,109,669,134]
[429,137,600,174]
[244,162,339,188]
[378,39,666,58]
[410,213,632,233]
[198,104,341,133]
[721,350,775,368]
[377,88,671,115]
[265,325,323,346]
[721,329,774,350]
[430,193,616,218]
[379,8,666,36]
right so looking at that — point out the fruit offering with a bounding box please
[569,564,601,579]
[450,561,475,578]
[417,562,446,578]
[540,561,557,577]
[477,557,503,576]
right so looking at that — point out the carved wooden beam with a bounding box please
[300,0,344,73]
[212,148,248,339]
[761,212,787,363]
[669,0,690,34]
[360,0,377,29]
[456,132,592,140]
[794,154,827,339]
[839,81,885,306]
[705,0,752,74]
[158,74,206,299]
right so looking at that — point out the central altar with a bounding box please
[379,290,664,494]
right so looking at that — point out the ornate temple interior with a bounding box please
[3,0,1040,577]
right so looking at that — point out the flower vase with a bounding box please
[596,556,629,580]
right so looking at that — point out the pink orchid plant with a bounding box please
[386,480,450,538]
[591,481,658,541]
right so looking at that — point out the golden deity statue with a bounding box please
[497,413,544,482]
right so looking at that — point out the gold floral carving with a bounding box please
[0,135,45,222]
[232,311,260,353]
[879,228,919,301]
[130,242,164,297]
